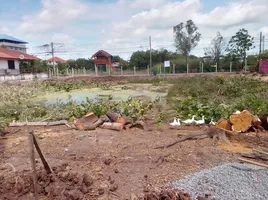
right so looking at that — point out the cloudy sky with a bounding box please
[0,0,267,60]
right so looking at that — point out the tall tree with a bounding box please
[173,20,201,64]
[204,32,225,66]
[226,28,254,67]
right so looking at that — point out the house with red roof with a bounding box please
[0,47,40,75]
[47,57,66,65]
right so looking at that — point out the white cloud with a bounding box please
[3,0,267,59]
[18,0,88,34]
[194,0,268,28]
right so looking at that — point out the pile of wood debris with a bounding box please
[9,112,144,131]
[71,112,145,131]
[216,110,268,136]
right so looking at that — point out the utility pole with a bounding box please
[259,32,263,73]
[51,42,55,74]
[149,36,152,75]
[259,32,262,59]
[263,35,265,53]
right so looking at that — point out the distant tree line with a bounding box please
[20,20,261,73]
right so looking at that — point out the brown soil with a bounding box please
[1,124,268,200]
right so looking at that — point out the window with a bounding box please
[8,60,15,70]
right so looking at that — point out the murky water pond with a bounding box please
[36,84,169,105]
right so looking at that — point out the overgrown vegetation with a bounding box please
[167,76,268,121]
[1,76,268,132]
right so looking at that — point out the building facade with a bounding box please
[0,34,27,53]
[0,47,40,75]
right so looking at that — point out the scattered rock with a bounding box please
[82,174,94,187]
[109,184,118,192]
[58,172,70,182]
[104,158,112,165]
[64,189,84,200]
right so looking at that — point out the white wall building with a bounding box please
[0,47,40,75]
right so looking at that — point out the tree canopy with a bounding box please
[226,28,254,64]
[173,20,201,64]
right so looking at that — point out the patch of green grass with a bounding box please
[167,76,268,120]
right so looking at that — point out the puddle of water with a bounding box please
[35,84,168,105]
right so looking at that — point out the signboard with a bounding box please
[260,60,268,74]
[164,61,170,68]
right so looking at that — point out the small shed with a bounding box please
[260,60,268,74]
[92,50,115,72]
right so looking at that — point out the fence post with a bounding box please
[244,59,247,72]
[230,62,232,73]
[94,64,98,76]
[215,63,218,73]
[187,63,189,74]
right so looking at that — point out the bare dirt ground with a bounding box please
[1,74,268,199]
[1,123,268,200]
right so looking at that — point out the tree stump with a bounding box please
[230,110,253,132]
[216,119,232,131]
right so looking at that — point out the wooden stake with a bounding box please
[30,132,53,174]
[28,132,38,200]
[238,158,268,169]
[253,148,268,157]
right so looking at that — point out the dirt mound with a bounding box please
[0,163,118,200]
[141,189,191,200]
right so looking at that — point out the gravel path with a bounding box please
[172,163,268,200]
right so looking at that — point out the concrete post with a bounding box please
[95,64,98,76]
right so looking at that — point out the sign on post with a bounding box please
[164,61,170,68]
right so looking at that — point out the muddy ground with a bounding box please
[1,123,268,200]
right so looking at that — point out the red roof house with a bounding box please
[0,47,40,75]
[47,56,66,64]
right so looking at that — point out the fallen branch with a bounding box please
[253,148,268,157]
[241,153,268,161]
[154,127,231,149]
[155,153,171,165]
[10,120,68,127]
[238,158,268,169]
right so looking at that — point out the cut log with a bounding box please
[252,115,264,132]
[259,115,268,130]
[107,112,120,122]
[230,110,253,133]
[116,117,128,125]
[9,120,68,127]
[76,124,96,131]
[101,122,123,131]
[93,118,105,128]
[216,119,232,131]
[74,112,98,127]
